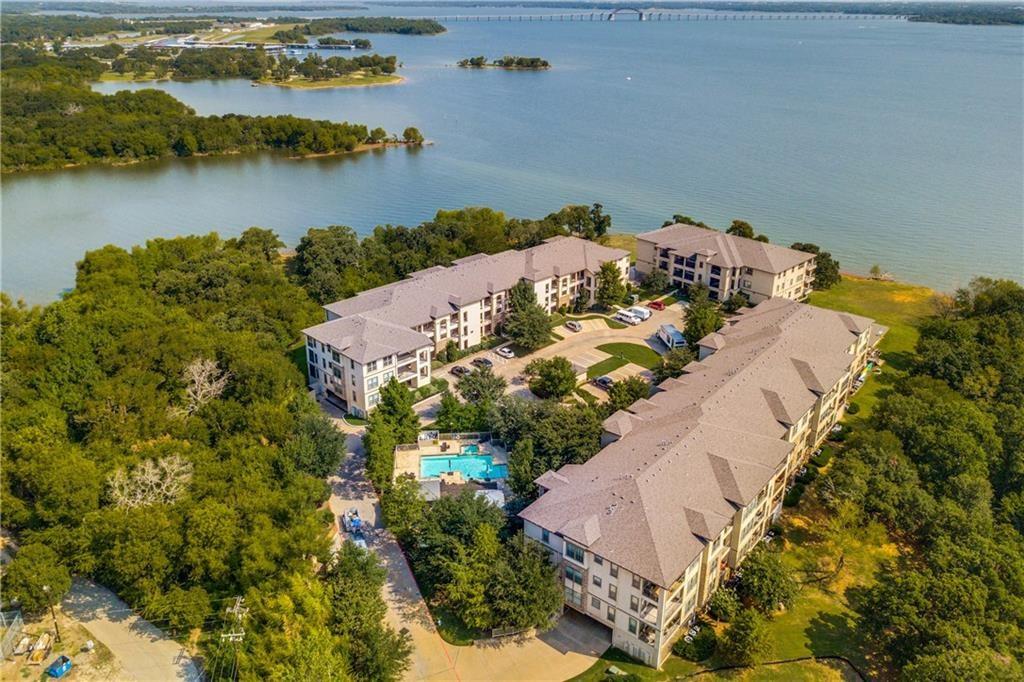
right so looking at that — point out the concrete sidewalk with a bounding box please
[62,579,201,682]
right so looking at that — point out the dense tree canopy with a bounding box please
[1,49,403,172]
[1,232,408,679]
[821,278,1024,676]
[683,283,724,346]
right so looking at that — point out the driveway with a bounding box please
[62,579,201,682]
[326,428,611,681]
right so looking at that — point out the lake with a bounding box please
[3,11,1022,301]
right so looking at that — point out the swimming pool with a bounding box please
[420,454,508,480]
[461,443,481,455]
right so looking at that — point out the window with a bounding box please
[606,606,615,623]
[628,618,638,635]
[685,255,697,268]
[367,393,380,407]
[308,365,318,379]
[608,584,617,600]
[307,337,315,348]
[683,271,695,282]
[610,565,618,578]
[630,595,639,612]
[382,356,393,367]
[541,529,550,544]
[367,360,378,372]
[367,376,379,390]
[565,565,583,585]
[592,575,602,588]
[711,265,721,276]
[331,350,340,362]
[593,556,603,566]
[383,371,394,383]
[591,596,600,610]
[632,575,641,589]
[565,543,585,564]
[709,277,720,289]
[332,367,341,379]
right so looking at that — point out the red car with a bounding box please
[648,300,666,311]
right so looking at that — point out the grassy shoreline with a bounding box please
[260,73,404,89]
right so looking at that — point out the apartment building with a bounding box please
[635,224,816,303]
[303,236,629,416]
[520,298,886,667]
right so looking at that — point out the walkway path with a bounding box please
[324,423,610,681]
[62,579,201,682]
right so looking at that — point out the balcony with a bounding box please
[642,581,660,601]
[638,623,656,645]
[639,600,659,624]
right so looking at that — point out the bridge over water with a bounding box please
[423,11,907,22]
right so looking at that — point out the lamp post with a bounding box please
[42,585,62,643]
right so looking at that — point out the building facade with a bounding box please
[520,299,886,667]
[635,224,816,303]
[303,236,629,415]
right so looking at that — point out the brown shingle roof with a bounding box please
[637,224,815,274]
[520,298,877,587]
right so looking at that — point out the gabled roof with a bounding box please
[303,315,431,364]
[637,224,815,274]
[521,298,880,587]
[322,236,628,328]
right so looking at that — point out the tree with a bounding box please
[377,378,419,444]
[870,263,883,279]
[457,365,507,404]
[722,292,748,314]
[382,475,427,543]
[608,375,649,411]
[595,261,626,309]
[284,412,348,478]
[726,220,755,239]
[588,203,611,239]
[489,534,563,629]
[642,268,670,293]
[683,284,724,346]
[508,437,538,499]
[652,346,695,383]
[434,391,477,432]
[107,454,193,509]
[294,225,364,304]
[719,608,772,666]
[234,227,284,261]
[442,524,501,629]
[503,281,551,351]
[524,356,577,400]
[790,242,842,290]
[663,214,710,228]
[708,586,740,622]
[402,127,424,144]
[735,547,797,612]
[3,543,71,614]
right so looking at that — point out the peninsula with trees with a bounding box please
[0,47,422,173]
[458,55,550,70]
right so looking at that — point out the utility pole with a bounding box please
[42,585,61,643]
[218,597,247,681]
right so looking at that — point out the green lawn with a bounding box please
[411,377,448,403]
[586,356,628,379]
[263,73,403,89]
[808,276,938,423]
[594,342,662,369]
[287,342,308,382]
[432,604,480,646]
[602,233,638,262]
[570,498,895,681]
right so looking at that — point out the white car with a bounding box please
[627,306,652,321]
[614,311,641,326]
[495,347,515,359]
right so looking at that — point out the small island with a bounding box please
[457,55,551,70]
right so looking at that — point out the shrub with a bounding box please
[672,625,717,661]
[783,484,805,507]
[846,402,861,415]
[810,449,833,468]
[796,465,819,485]
[719,608,771,666]
[708,587,740,622]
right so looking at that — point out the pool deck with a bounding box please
[394,439,508,480]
